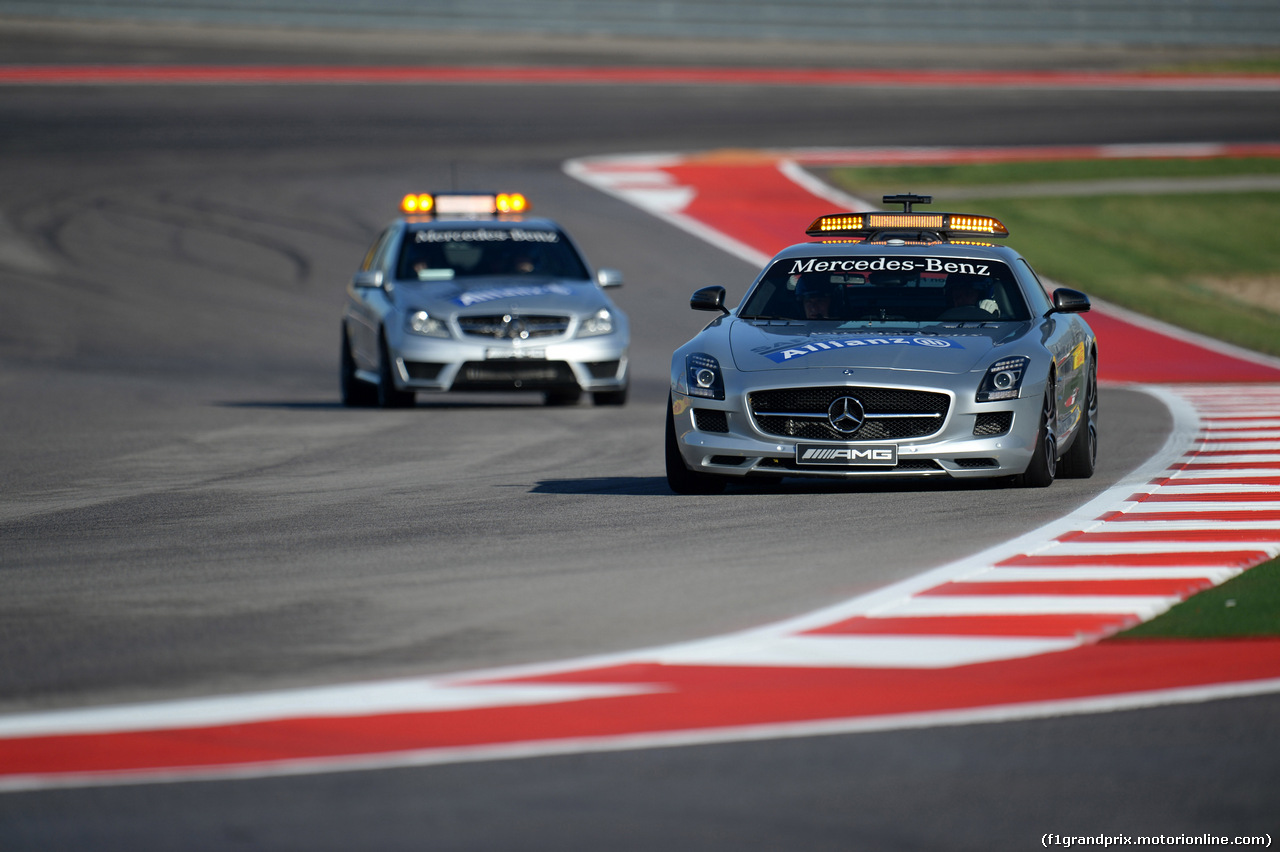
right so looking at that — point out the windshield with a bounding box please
[738,255,1031,325]
[396,226,590,282]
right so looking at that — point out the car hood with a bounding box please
[728,320,1019,374]
[397,277,607,316]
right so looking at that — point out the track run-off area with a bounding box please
[2,128,1280,791]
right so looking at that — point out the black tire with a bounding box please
[1059,352,1098,479]
[665,396,727,495]
[592,385,628,406]
[340,324,377,408]
[1017,379,1057,488]
[376,333,415,408]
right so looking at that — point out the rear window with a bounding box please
[739,256,1031,323]
[396,226,589,281]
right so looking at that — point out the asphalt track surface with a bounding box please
[1,23,1279,850]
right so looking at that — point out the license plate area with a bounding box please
[486,347,545,360]
[796,443,899,466]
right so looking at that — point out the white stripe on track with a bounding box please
[652,633,1078,669]
[1092,519,1280,531]
[1027,540,1280,555]
[871,595,1178,617]
[960,567,1242,582]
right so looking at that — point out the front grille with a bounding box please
[694,409,729,433]
[749,386,949,441]
[458,314,570,340]
[404,361,445,381]
[454,360,577,390]
[955,457,999,468]
[974,411,1013,436]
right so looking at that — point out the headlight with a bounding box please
[685,353,725,400]
[406,310,450,338]
[578,308,614,338]
[976,356,1029,402]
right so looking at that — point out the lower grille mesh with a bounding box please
[454,360,576,390]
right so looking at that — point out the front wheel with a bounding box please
[1017,380,1057,488]
[665,396,727,495]
[340,324,377,408]
[1058,353,1098,479]
[377,334,415,408]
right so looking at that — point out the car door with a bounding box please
[346,226,398,371]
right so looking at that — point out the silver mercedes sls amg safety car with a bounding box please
[342,192,629,407]
[666,194,1097,493]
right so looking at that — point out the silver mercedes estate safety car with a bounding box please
[666,194,1097,493]
[342,192,629,407]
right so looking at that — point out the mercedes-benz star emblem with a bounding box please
[501,315,530,340]
[827,396,866,436]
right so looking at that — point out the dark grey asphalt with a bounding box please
[0,20,1277,851]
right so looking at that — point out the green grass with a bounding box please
[825,157,1280,639]
[828,157,1280,189]
[1115,557,1280,639]
[825,159,1280,357]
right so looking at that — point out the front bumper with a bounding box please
[388,332,629,394]
[670,377,1046,480]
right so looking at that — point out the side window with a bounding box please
[361,227,396,273]
[1018,259,1054,316]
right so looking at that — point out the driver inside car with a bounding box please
[795,274,841,319]
[940,272,1000,319]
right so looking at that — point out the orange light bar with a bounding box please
[946,215,1007,236]
[805,210,1008,239]
[869,213,944,229]
[495,192,528,213]
[400,192,530,216]
[809,214,864,233]
[401,193,435,214]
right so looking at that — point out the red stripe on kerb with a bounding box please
[1173,462,1280,471]
[1059,528,1280,543]
[918,578,1214,597]
[1105,511,1280,523]
[997,551,1269,567]
[1139,491,1280,503]
[8,641,1280,780]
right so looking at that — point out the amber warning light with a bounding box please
[805,194,1008,240]
[401,192,529,216]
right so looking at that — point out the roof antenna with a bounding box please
[883,193,932,213]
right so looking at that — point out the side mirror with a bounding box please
[352,270,384,289]
[596,268,624,288]
[1050,288,1091,314]
[691,285,729,315]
